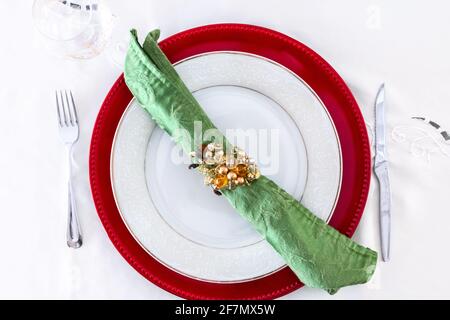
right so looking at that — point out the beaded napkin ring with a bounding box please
[189,143,261,195]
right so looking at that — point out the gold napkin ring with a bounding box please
[189,143,260,195]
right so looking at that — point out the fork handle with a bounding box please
[66,149,82,248]
[67,181,82,248]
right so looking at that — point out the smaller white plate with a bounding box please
[146,85,308,249]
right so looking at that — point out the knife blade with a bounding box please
[374,83,391,262]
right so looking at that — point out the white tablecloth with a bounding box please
[1,0,449,299]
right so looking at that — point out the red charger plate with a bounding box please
[89,23,371,299]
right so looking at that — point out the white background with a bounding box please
[1,0,449,299]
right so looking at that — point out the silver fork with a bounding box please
[56,90,82,248]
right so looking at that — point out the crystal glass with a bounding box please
[32,0,115,59]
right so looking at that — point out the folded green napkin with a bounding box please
[124,29,377,294]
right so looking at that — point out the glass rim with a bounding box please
[32,0,96,42]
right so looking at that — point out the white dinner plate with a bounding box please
[111,52,342,282]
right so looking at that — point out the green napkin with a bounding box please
[124,29,377,294]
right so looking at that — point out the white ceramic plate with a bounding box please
[111,52,342,282]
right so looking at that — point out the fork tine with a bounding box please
[65,90,74,126]
[59,90,68,126]
[55,91,62,127]
[69,90,78,123]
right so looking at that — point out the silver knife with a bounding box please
[374,83,391,262]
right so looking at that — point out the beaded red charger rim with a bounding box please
[89,23,371,299]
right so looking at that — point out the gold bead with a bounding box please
[227,171,237,181]
[213,175,228,189]
[235,164,248,177]
[254,170,261,179]
[236,177,245,185]
[247,173,255,180]
[216,165,228,175]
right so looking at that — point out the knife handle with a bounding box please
[380,213,390,261]
[375,163,391,262]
